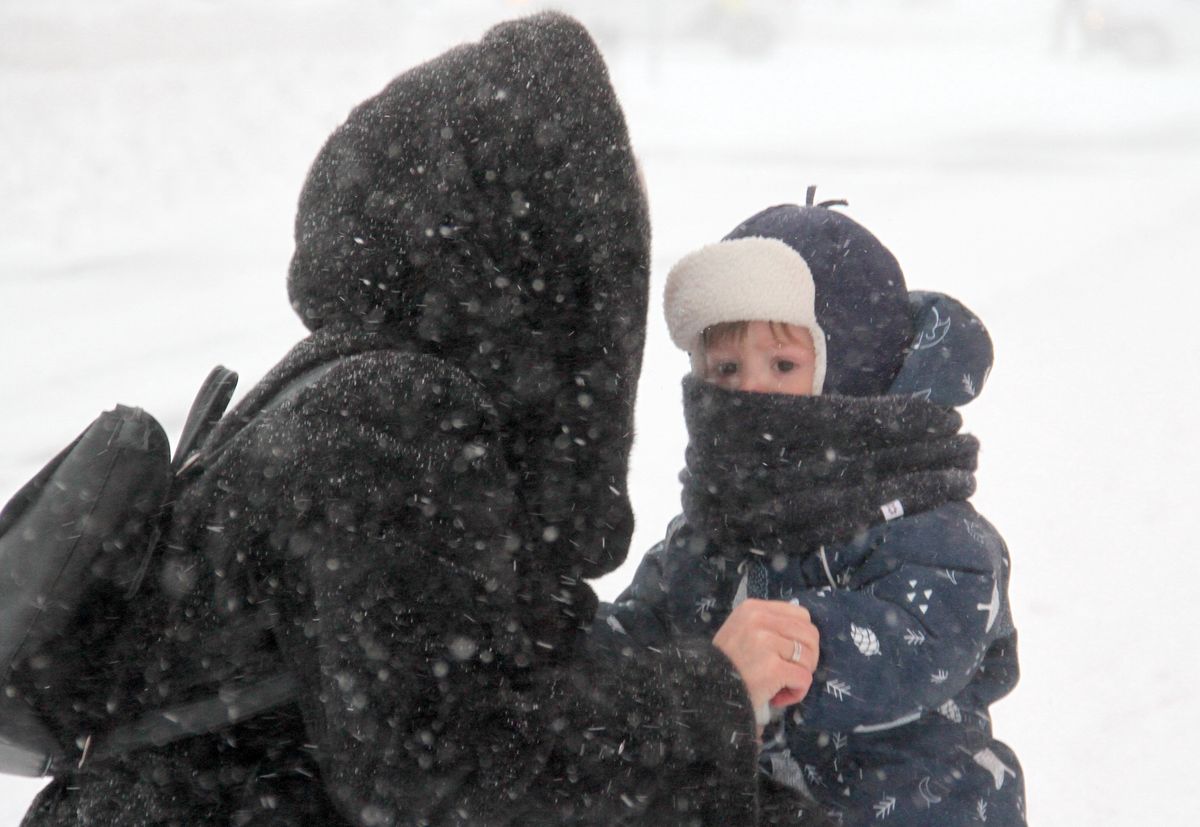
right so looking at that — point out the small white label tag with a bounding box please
[881,499,905,521]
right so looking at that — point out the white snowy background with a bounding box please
[3,0,1199,823]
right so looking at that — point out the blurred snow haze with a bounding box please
[3,1,1199,823]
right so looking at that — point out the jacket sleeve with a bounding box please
[259,356,760,826]
[594,527,679,648]
[789,503,1012,733]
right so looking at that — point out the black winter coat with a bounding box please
[22,14,761,827]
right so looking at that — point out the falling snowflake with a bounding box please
[851,623,882,656]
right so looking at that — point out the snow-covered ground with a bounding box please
[3,1,1199,823]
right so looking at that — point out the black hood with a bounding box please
[287,13,650,579]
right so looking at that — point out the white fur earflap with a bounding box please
[663,236,826,393]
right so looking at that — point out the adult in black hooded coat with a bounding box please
[20,14,782,827]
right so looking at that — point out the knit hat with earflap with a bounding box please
[664,189,912,396]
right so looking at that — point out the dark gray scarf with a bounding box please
[680,377,978,561]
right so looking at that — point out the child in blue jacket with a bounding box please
[606,191,1025,825]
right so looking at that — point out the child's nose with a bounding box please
[739,367,773,394]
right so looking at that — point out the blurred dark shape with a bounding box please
[1054,0,1192,64]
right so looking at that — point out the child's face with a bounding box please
[702,321,817,396]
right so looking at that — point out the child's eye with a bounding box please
[775,360,795,373]
[714,362,739,377]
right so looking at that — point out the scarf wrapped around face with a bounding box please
[680,377,978,561]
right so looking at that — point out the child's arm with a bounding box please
[598,521,821,734]
[594,517,684,647]
[788,502,1014,733]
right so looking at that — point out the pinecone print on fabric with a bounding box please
[850,623,881,656]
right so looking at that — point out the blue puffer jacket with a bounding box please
[604,293,1026,826]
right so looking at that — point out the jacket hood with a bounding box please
[287,13,650,579]
[889,291,993,406]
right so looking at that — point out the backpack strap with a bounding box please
[87,673,300,766]
[121,367,241,601]
[80,356,351,769]
[179,360,342,478]
[173,366,239,474]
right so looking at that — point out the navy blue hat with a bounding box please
[665,191,913,396]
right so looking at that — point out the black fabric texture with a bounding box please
[680,376,978,560]
[287,11,650,583]
[22,13,763,827]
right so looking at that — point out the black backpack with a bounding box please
[0,363,338,777]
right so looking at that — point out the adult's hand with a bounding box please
[712,599,820,725]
